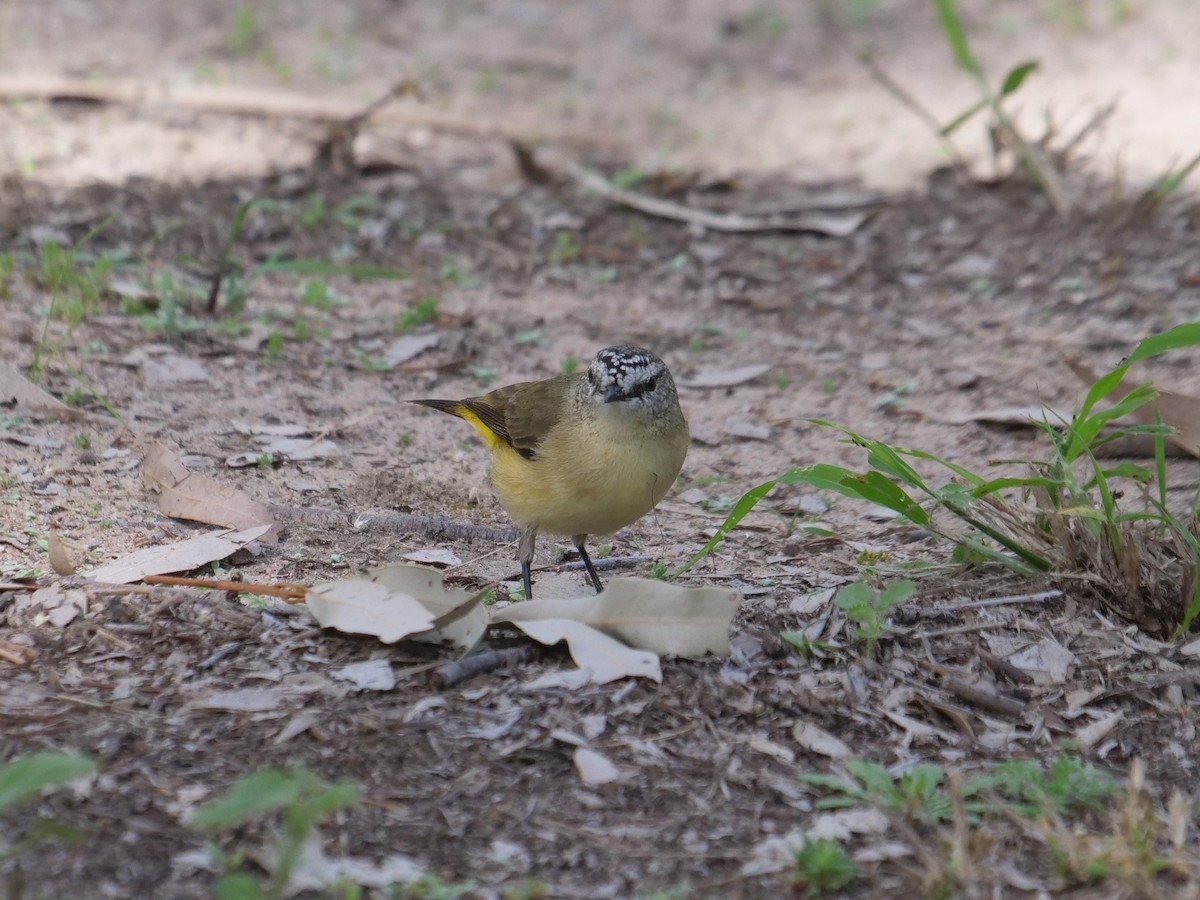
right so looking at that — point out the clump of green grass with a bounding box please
[397,295,439,333]
[680,323,1200,638]
[802,754,1117,826]
[932,0,1066,213]
[793,835,857,897]
[548,231,582,264]
[834,579,914,657]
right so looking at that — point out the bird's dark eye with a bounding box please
[644,375,658,394]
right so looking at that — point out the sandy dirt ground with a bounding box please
[3,2,1200,898]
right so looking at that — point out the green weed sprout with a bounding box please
[0,752,95,862]
[189,767,359,899]
[835,579,914,657]
[793,835,857,897]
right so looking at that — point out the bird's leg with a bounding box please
[572,534,605,594]
[518,526,538,600]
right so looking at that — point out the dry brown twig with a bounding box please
[524,145,877,237]
[142,574,307,603]
[432,646,535,689]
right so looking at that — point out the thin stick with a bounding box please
[931,589,1063,613]
[854,47,965,167]
[527,145,874,237]
[432,646,534,689]
[0,639,37,666]
[943,677,1026,718]
[142,574,306,602]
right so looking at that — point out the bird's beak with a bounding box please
[603,385,625,403]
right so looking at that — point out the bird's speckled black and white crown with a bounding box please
[588,345,668,402]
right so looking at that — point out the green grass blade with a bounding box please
[0,753,95,813]
[1149,150,1200,201]
[970,475,1060,497]
[898,446,988,486]
[940,98,988,136]
[675,479,777,576]
[189,768,312,830]
[932,0,983,79]
[1125,322,1200,365]
[999,61,1039,97]
[256,258,407,280]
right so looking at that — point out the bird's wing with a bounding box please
[460,376,569,460]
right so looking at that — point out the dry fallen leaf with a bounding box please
[403,547,464,567]
[86,525,274,585]
[496,577,740,657]
[307,578,437,644]
[742,809,889,876]
[184,687,294,713]
[999,635,1076,685]
[266,835,423,895]
[47,529,77,576]
[226,436,340,467]
[573,747,621,786]
[1068,359,1200,457]
[1074,710,1123,751]
[496,617,661,684]
[231,421,310,437]
[331,659,396,691]
[306,564,486,650]
[792,721,852,760]
[0,361,90,420]
[383,332,440,368]
[144,442,279,542]
[1125,388,1200,457]
[679,363,772,389]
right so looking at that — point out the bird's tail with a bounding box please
[411,398,502,449]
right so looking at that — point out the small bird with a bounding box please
[412,345,689,599]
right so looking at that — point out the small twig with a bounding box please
[978,649,1035,685]
[432,646,534,689]
[0,638,37,666]
[854,47,965,168]
[198,641,244,670]
[943,677,1026,719]
[527,145,874,237]
[1095,670,1200,702]
[141,574,307,603]
[926,589,1063,614]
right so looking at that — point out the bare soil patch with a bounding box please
[3,146,1200,897]
[4,3,1200,898]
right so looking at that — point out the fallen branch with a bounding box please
[432,645,535,689]
[0,76,617,151]
[526,145,876,237]
[142,574,306,602]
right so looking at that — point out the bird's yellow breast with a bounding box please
[487,407,687,538]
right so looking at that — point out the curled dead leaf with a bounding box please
[306,564,486,650]
[496,577,740,657]
[86,525,274,585]
[144,442,279,543]
[47,529,77,576]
